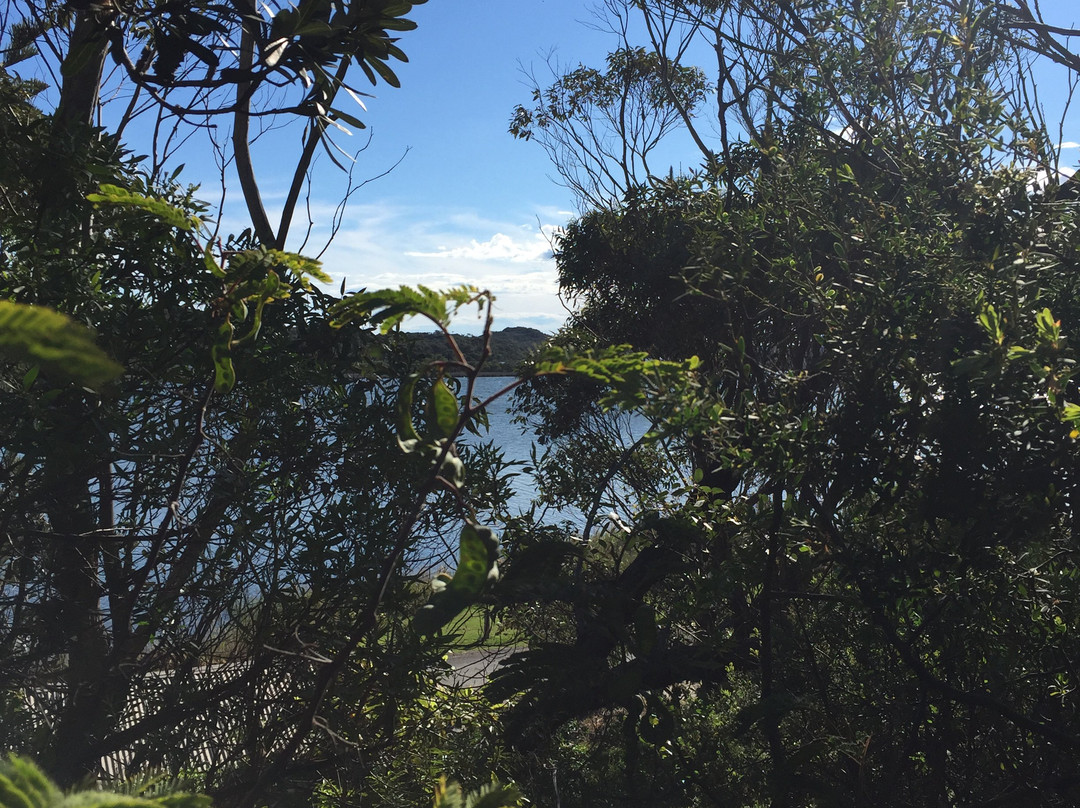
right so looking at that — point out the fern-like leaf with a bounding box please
[0,300,123,388]
[86,184,199,231]
[466,781,523,808]
[431,776,522,808]
[330,285,482,332]
[0,758,210,808]
[0,756,60,808]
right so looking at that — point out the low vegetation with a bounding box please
[5,0,1080,806]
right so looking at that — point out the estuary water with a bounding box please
[455,375,650,522]
[456,375,543,513]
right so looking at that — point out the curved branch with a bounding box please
[277,59,351,248]
[232,4,276,246]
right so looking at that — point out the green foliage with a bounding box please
[0,78,528,808]
[331,285,485,333]
[216,248,332,290]
[512,47,706,132]
[87,185,201,231]
[53,0,424,137]
[207,244,332,392]
[0,300,123,388]
[0,8,534,808]
[511,47,708,207]
[84,182,336,394]
[413,523,501,635]
[431,777,522,808]
[0,757,210,808]
[331,284,694,649]
[530,342,700,411]
[498,1,1080,805]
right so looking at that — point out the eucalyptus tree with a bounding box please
[510,45,708,211]
[4,0,421,247]
[0,4,520,805]
[496,1,1080,806]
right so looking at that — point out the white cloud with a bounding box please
[406,230,554,263]
[309,200,568,332]
[1060,141,1080,150]
[1032,164,1077,191]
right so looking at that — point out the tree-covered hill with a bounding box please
[404,326,550,374]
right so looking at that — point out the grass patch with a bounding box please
[446,606,522,649]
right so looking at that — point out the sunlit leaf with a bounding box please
[329,285,481,332]
[413,523,499,635]
[0,756,211,808]
[226,248,330,287]
[530,343,700,409]
[429,378,459,438]
[87,184,199,231]
[211,320,235,393]
[328,107,367,130]
[397,372,422,452]
[0,301,123,388]
[465,781,524,808]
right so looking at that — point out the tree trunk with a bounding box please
[53,8,112,134]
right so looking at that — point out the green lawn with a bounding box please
[446,607,522,649]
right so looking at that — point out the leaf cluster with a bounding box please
[0,757,210,808]
[494,3,1080,803]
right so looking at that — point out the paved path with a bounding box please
[443,647,517,689]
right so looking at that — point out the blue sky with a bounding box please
[20,0,1080,334]
[230,0,620,335]
[245,0,1080,335]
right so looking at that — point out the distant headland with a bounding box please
[402,326,551,375]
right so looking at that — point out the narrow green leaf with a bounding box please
[1062,402,1080,422]
[380,1,413,16]
[211,320,235,393]
[432,777,466,808]
[204,246,225,279]
[397,373,422,451]
[429,378,459,438]
[21,365,39,392]
[293,21,333,36]
[379,18,417,31]
[186,38,220,69]
[327,107,367,130]
[1036,307,1060,344]
[467,781,524,808]
[357,60,377,86]
[366,56,400,87]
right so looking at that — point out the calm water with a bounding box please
[457,375,543,513]
[456,376,649,521]
[405,375,652,570]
